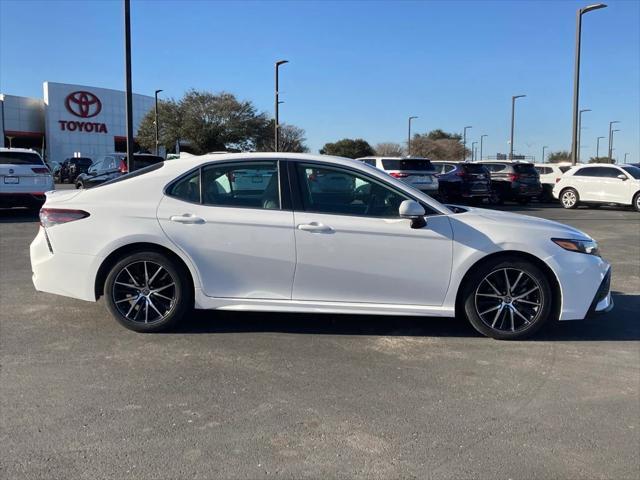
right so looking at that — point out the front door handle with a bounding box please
[297,222,334,233]
[170,214,205,224]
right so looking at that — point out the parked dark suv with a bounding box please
[75,153,164,188]
[477,161,542,204]
[59,157,93,183]
[431,161,492,203]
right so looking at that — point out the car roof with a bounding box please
[355,156,431,160]
[574,163,622,168]
[0,147,41,154]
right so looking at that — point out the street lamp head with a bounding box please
[610,120,620,126]
[276,60,289,67]
[579,108,592,113]
[612,129,620,133]
[481,134,488,139]
[581,3,607,14]
[513,95,526,100]
[409,116,418,120]
[155,89,163,95]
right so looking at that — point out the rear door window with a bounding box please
[462,164,488,174]
[513,164,538,175]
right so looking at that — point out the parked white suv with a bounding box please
[1,148,54,209]
[534,163,572,202]
[553,163,640,211]
[356,157,439,195]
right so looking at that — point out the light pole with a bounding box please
[542,145,548,163]
[407,116,418,156]
[509,94,526,160]
[608,120,620,161]
[610,129,620,163]
[596,136,605,159]
[274,59,289,152]
[123,0,134,172]
[480,134,487,161]
[463,126,472,161]
[570,3,607,165]
[624,153,629,163]
[6,136,14,148]
[578,108,591,163]
[154,89,163,156]
[471,141,478,161]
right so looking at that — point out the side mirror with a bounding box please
[617,174,627,181]
[399,200,427,229]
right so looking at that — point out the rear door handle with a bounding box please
[170,214,205,224]
[297,222,334,233]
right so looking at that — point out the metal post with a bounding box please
[123,0,134,172]
[624,153,629,163]
[542,145,548,163]
[480,134,487,161]
[274,60,288,152]
[407,116,418,156]
[570,4,607,165]
[471,142,478,161]
[154,89,162,156]
[610,129,620,163]
[608,121,619,161]
[596,136,605,159]
[463,126,472,161]
[578,108,591,163]
[510,95,525,160]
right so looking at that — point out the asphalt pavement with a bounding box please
[1,192,638,479]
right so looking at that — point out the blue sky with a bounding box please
[1,0,638,161]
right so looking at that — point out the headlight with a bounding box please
[551,238,600,256]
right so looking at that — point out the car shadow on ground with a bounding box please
[174,293,639,341]
[0,208,39,223]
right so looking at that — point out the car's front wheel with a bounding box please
[76,181,84,189]
[461,256,553,340]
[633,192,640,212]
[104,251,192,332]
[560,188,579,209]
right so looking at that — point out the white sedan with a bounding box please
[30,153,612,340]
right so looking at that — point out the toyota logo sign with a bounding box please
[65,91,102,118]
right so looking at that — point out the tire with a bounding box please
[461,256,553,340]
[104,251,192,332]
[560,188,579,209]
[76,181,84,189]
[633,192,640,212]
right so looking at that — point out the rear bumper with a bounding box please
[30,227,100,302]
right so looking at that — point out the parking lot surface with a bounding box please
[1,194,639,479]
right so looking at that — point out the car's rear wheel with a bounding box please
[461,257,553,340]
[633,192,640,212]
[76,181,84,189]
[560,188,579,209]
[104,251,191,332]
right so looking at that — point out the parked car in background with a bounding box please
[534,163,572,202]
[75,153,164,189]
[31,152,612,340]
[553,163,640,211]
[431,161,492,203]
[356,156,439,195]
[47,160,62,182]
[59,157,93,184]
[477,161,542,205]
[0,148,54,209]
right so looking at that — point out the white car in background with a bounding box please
[534,163,572,202]
[1,148,54,209]
[356,156,439,195]
[553,163,640,211]
[31,153,612,340]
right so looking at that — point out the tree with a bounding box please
[409,130,466,160]
[375,142,405,157]
[136,90,270,154]
[547,151,571,163]
[319,138,375,158]
[256,121,309,153]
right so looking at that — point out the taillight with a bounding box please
[455,171,468,178]
[39,208,90,228]
[390,172,409,178]
[508,173,521,181]
[119,159,128,174]
[32,167,50,174]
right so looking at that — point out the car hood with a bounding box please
[451,206,592,241]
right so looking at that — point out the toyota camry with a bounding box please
[30,153,612,339]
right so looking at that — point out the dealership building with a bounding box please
[0,82,154,163]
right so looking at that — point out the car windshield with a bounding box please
[621,166,640,179]
[0,151,44,165]
[94,162,165,188]
[382,159,435,171]
[71,158,92,166]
